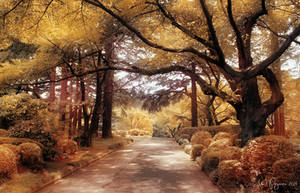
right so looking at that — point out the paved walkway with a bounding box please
[37,137,223,193]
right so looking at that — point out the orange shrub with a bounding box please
[241,135,295,182]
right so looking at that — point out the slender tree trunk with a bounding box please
[204,95,216,126]
[68,79,74,138]
[102,70,113,138]
[73,80,80,136]
[49,68,56,103]
[59,68,68,121]
[101,37,115,139]
[79,55,92,146]
[270,30,285,136]
[80,78,91,145]
[90,53,105,136]
[59,67,68,133]
[90,72,102,136]
[191,64,198,127]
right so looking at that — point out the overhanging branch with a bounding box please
[245,24,300,79]
[155,0,214,49]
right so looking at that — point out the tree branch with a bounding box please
[248,0,267,27]
[82,0,218,65]
[155,0,214,49]
[2,0,26,18]
[257,20,300,45]
[227,0,246,60]
[199,0,225,64]
[245,24,300,79]
[199,0,240,80]
[32,0,54,28]
[261,68,284,116]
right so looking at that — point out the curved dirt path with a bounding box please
[37,137,223,193]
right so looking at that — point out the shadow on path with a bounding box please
[37,137,223,193]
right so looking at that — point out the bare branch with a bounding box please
[35,0,54,27]
[2,0,26,18]
[257,20,300,45]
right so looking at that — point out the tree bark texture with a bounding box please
[191,64,198,127]
[90,53,105,136]
[49,68,56,103]
[270,29,285,136]
[102,69,113,138]
[59,67,68,123]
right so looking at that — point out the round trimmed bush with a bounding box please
[217,160,249,190]
[241,135,295,182]
[9,126,57,161]
[55,138,78,155]
[0,146,17,180]
[201,145,242,174]
[191,131,212,147]
[19,143,43,170]
[190,144,205,161]
[266,157,300,192]
[212,132,232,141]
[208,138,233,149]
[0,144,20,164]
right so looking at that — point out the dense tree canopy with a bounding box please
[0,0,299,146]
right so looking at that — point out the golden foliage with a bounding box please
[114,107,153,133]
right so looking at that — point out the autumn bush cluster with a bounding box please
[0,143,43,184]
[0,94,79,183]
[175,126,299,193]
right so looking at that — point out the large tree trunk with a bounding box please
[236,70,284,146]
[236,77,265,146]
[191,63,198,127]
[101,69,113,138]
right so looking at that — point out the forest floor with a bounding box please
[0,136,134,193]
[34,137,223,193]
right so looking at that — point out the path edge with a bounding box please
[28,139,134,193]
